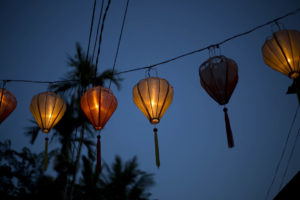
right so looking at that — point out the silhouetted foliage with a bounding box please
[0,140,155,200]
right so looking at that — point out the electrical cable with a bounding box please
[278,126,300,191]
[91,0,105,63]
[86,0,97,61]
[1,7,300,84]
[95,0,111,75]
[264,105,299,200]
[115,7,300,75]
[108,0,130,88]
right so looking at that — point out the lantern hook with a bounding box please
[145,67,158,78]
[271,21,284,33]
[1,80,7,89]
[48,82,53,91]
[208,45,218,57]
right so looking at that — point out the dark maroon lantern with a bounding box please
[199,55,238,148]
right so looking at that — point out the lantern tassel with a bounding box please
[43,137,48,171]
[223,107,234,148]
[153,128,160,168]
[96,135,101,173]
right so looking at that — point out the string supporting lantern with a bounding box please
[0,88,17,124]
[30,91,66,170]
[199,55,238,148]
[133,76,174,168]
[80,86,117,173]
[262,29,300,103]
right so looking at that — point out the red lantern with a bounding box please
[0,89,17,124]
[199,55,238,148]
[81,86,117,172]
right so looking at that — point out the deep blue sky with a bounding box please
[1,0,300,199]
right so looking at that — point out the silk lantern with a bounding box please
[199,55,238,148]
[30,91,66,170]
[0,89,17,124]
[262,29,300,102]
[81,86,117,173]
[133,77,173,167]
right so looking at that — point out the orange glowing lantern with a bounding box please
[81,86,117,172]
[30,91,66,170]
[199,55,238,148]
[133,77,174,167]
[262,29,300,79]
[262,29,300,102]
[0,88,17,124]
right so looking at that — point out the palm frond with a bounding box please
[24,120,40,144]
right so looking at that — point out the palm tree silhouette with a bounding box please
[73,156,155,200]
[0,141,155,200]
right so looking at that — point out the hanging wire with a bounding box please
[265,105,299,200]
[86,0,97,61]
[1,7,300,84]
[0,79,78,84]
[95,0,112,75]
[0,81,7,109]
[1,80,7,89]
[108,0,130,89]
[278,125,300,191]
[114,7,300,75]
[91,0,105,63]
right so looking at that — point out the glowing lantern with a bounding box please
[262,29,300,79]
[262,29,300,102]
[0,89,17,124]
[81,86,117,172]
[199,55,238,148]
[133,77,173,167]
[30,91,66,170]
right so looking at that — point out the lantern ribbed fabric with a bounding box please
[133,77,173,168]
[0,89,17,124]
[262,29,300,79]
[81,86,117,173]
[30,91,66,133]
[199,56,238,105]
[133,77,173,124]
[80,86,117,130]
[199,56,238,148]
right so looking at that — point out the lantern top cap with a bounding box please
[199,55,237,70]
[33,91,60,98]
[136,76,172,85]
[0,88,17,100]
[264,29,300,43]
[86,86,114,94]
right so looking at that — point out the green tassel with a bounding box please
[153,128,160,168]
[43,137,48,171]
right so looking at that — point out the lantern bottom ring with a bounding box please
[42,129,50,133]
[289,71,299,79]
[150,118,160,124]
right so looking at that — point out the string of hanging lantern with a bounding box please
[1,3,300,173]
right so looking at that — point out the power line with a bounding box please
[86,0,97,61]
[278,126,300,191]
[264,105,299,200]
[91,0,104,63]
[108,0,130,88]
[115,7,300,75]
[95,0,111,75]
[1,7,300,85]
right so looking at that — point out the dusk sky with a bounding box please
[1,0,300,199]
